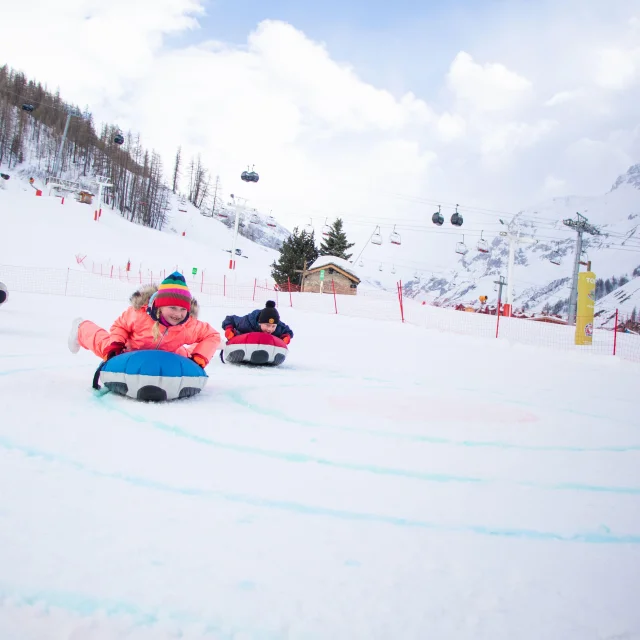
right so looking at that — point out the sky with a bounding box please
[1,0,640,241]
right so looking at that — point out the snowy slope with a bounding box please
[0,172,280,284]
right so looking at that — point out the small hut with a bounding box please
[303,256,361,295]
[76,190,95,205]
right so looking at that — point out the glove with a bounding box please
[224,327,237,341]
[282,334,291,345]
[103,342,125,361]
[191,354,207,368]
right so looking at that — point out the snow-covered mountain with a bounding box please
[393,165,640,317]
[210,201,290,252]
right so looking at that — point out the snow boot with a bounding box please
[68,317,84,354]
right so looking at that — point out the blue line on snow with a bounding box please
[97,398,640,495]
[0,435,639,544]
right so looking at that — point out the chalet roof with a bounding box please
[309,256,360,283]
[307,256,361,283]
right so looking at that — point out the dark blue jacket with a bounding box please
[222,309,294,339]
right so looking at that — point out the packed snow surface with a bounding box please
[0,291,639,640]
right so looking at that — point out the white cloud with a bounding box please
[543,175,566,193]
[544,89,585,106]
[0,1,639,242]
[446,51,532,112]
[594,47,640,90]
[480,120,557,160]
[437,113,466,142]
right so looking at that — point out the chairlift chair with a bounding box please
[371,226,382,245]
[549,242,562,265]
[113,133,125,145]
[432,205,444,226]
[304,218,314,234]
[379,263,383,272]
[322,218,331,237]
[359,259,364,267]
[391,264,396,274]
[389,225,401,245]
[250,212,259,223]
[22,104,35,113]
[455,235,468,255]
[266,216,277,227]
[477,231,489,253]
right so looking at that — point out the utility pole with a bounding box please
[564,212,601,325]
[499,220,538,316]
[229,193,247,270]
[493,275,507,310]
[53,107,80,178]
[95,176,113,220]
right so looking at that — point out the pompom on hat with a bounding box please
[258,300,280,324]
[153,272,192,311]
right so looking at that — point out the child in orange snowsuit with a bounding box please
[68,272,220,368]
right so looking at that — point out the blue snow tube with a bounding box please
[98,350,208,401]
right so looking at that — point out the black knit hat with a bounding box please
[258,300,280,324]
[0,289,6,305]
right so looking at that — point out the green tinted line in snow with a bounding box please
[222,388,640,453]
[0,584,280,639]
[1,435,639,545]
[94,396,484,485]
[95,397,640,495]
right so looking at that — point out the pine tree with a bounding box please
[271,227,319,286]
[319,218,355,260]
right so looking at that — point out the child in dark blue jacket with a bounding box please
[222,300,294,344]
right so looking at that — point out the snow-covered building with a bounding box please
[304,256,361,295]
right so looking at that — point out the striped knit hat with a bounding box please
[153,272,192,311]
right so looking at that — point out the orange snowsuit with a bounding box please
[78,285,220,365]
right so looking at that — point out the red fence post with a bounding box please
[331,279,338,314]
[288,277,293,307]
[495,301,501,338]
[252,278,257,302]
[613,308,619,356]
[201,270,204,293]
[110,265,113,279]
[397,280,405,323]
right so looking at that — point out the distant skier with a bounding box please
[0,282,7,306]
[222,300,293,344]
[68,272,220,367]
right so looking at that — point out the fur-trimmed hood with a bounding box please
[129,284,200,319]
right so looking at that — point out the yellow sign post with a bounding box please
[575,271,596,345]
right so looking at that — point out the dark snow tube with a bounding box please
[222,332,288,366]
[98,350,208,401]
[0,282,7,305]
